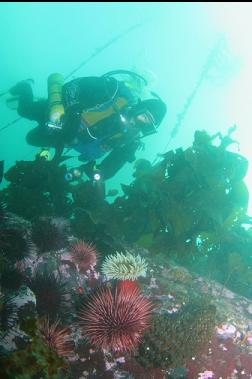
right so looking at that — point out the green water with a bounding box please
[1,4,252,378]
[1,2,250,204]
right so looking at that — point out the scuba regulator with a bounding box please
[64,167,83,182]
[64,162,105,200]
[64,162,103,183]
[80,161,103,183]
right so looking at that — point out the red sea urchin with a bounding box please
[38,317,74,358]
[79,283,153,352]
[70,240,98,273]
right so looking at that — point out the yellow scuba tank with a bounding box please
[47,73,64,127]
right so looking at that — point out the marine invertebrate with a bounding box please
[0,227,32,262]
[1,265,24,291]
[70,240,98,273]
[101,251,147,280]
[31,217,69,253]
[79,283,153,352]
[28,270,69,320]
[38,317,74,358]
[118,279,140,292]
[0,294,17,332]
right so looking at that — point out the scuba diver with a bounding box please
[8,71,167,181]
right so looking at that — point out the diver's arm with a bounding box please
[52,144,65,164]
[98,142,139,180]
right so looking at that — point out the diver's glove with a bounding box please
[45,113,65,133]
[45,120,63,131]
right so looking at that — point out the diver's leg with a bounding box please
[26,126,63,148]
[9,81,47,124]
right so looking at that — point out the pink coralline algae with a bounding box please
[197,371,214,379]
[187,335,252,379]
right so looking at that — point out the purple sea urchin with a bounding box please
[0,227,32,262]
[31,217,69,253]
[0,294,18,331]
[28,270,69,320]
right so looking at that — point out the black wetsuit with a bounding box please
[13,77,140,180]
